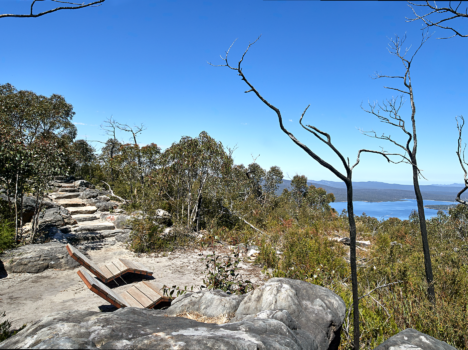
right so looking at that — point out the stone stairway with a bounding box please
[48,180,126,244]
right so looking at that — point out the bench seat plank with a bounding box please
[120,291,144,308]
[127,286,154,308]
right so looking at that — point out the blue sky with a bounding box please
[1,0,467,185]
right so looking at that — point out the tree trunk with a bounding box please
[412,163,436,303]
[346,181,360,349]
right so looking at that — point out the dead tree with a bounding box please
[455,116,468,205]
[98,116,120,182]
[116,122,146,186]
[1,0,105,19]
[361,31,436,303]
[209,35,404,349]
[407,1,468,39]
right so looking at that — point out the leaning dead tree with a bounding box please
[455,116,468,205]
[209,35,404,349]
[361,31,436,303]
[0,0,105,19]
[407,1,468,39]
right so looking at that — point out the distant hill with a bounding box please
[275,179,468,202]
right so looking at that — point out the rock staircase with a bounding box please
[48,179,128,245]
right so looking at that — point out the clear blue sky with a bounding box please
[1,0,467,185]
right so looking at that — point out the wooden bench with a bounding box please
[77,268,172,309]
[66,243,153,283]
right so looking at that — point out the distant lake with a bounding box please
[330,199,458,221]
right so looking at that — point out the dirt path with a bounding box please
[0,242,267,329]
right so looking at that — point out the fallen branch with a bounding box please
[101,181,128,204]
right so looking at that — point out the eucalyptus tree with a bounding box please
[407,1,468,39]
[156,131,231,230]
[210,36,398,348]
[361,32,436,303]
[0,0,105,19]
[0,83,76,241]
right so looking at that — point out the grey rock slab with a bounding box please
[68,206,97,215]
[79,189,100,199]
[54,187,78,193]
[233,278,346,350]
[54,198,86,208]
[167,289,246,318]
[97,195,110,202]
[0,308,318,350]
[64,229,127,243]
[0,194,58,223]
[50,192,81,200]
[0,242,80,274]
[36,207,77,229]
[74,180,95,189]
[72,214,99,222]
[95,201,119,211]
[73,222,116,232]
[374,328,457,350]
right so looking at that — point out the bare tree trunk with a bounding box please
[346,182,360,347]
[412,162,435,302]
[14,173,19,242]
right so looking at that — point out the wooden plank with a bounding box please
[111,259,128,274]
[127,286,154,308]
[97,264,115,280]
[67,244,105,280]
[77,269,126,308]
[105,262,121,277]
[134,282,163,303]
[120,291,144,308]
[142,281,171,299]
[119,259,152,274]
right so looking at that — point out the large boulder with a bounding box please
[95,201,119,211]
[233,278,346,350]
[0,242,80,274]
[0,308,318,349]
[74,179,95,189]
[79,189,100,199]
[36,207,77,230]
[0,194,57,223]
[374,328,457,350]
[167,289,246,318]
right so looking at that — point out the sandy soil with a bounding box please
[0,242,267,329]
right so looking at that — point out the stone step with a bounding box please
[55,188,79,193]
[64,229,127,243]
[55,198,86,208]
[68,206,97,215]
[73,222,116,232]
[58,183,75,188]
[73,214,99,223]
[50,192,81,200]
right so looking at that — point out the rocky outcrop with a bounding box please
[0,278,345,349]
[167,289,246,318]
[0,242,80,273]
[0,193,58,223]
[233,278,345,350]
[36,207,77,230]
[0,307,320,349]
[95,201,119,211]
[374,328,457,350]
[79,189,100,199]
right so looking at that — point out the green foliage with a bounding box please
[0,311,25,342]
[202,250,254,295]
[0,220,15,253]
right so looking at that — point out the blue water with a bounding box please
[330,199,458,221]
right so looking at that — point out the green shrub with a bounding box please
[0,220,15,254]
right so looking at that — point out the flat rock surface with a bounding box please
[0,308,318,349]
[73,214,99,222]
[50,192,81,199]
[0,243,266,330]
[68,206,97,215]
[54,198,85,207]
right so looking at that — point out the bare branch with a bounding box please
[407,1,468,39]
[0,0,105,19]
[455,116,468,206]
[101,181,128,204]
